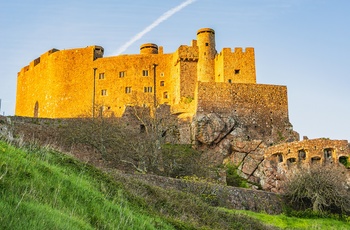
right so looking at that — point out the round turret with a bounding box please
[140,43,158,54]
[197,28,216,82]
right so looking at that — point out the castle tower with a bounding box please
[196,28,216,82]
[140,43,158,54]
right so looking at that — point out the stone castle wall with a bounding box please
[195,82,297,144]
[16,46,101,118]
[16,28,259,120]
[215,47,256,84]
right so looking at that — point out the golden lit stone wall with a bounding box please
[93,53,174,117]
[215,47,256,84]
[16,46,99,118]
[15,28,260,119]
[196,82,296,144]
[197,28,216,82]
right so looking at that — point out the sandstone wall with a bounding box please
[16,46,100,118]
[196,82,297,144]
[215,47,256,84]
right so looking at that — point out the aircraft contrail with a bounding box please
[113,0,197,56]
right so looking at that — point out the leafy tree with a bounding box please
[283,165,350,215]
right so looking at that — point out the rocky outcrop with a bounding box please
[192,113,268,187]
[191,111,350,193]
[192,113,235,145]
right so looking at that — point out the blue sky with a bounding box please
[0,0,349,141]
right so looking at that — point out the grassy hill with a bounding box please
[0,140,279,229]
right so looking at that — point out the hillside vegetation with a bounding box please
[0,140,277,229]
[0,116,349,229]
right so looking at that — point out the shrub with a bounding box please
[283,165,350,215]
[225,163,249,188]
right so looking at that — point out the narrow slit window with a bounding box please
[119,71,126,78]
[125,87,132,94]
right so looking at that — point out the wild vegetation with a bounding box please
[0,139,278,229]
[283,165,350,215]
[1,116,349,229]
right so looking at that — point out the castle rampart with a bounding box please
[195,82,295,144]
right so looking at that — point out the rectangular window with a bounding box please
[144,87,152,93]
[160,81,165,86]
[234,69,240,74]
[163,91,168,99]
[228,79,232,83]
[99,73,105,79]
[125,87,131,94]
[101,89,107,96]
[142,70,149,76]
[119,71,126,78]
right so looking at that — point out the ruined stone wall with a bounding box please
[196,82,297,144]
[261,138,350,192]
[265,138,350,167]
[215,47,256,84]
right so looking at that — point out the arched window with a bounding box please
[298,149,306,161]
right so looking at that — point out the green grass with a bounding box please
[4,138,348,230]
[0,141,174,229]
[226,209,350,230]
[0,140,277,230]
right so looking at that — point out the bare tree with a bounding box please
[283,165,350,214]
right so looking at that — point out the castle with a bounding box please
[17,28,263,118]
[15,28,349,191]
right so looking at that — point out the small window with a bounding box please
[99,73,105,79]
[234,69,240,74]
[311,156,321,164]
[287,158,296,164]
[160,72,164,77]
[142,70,149,76]
[205,43,209,46]
[125,87,132,94]
[101,89,107,96]
[163,91,168,99]
[298,149,306,161]
[119,71,126,78]
[324,148,333,159]
[160,81,165,86]
[144,87,152,93]
[272,153,283,163]
[228,79,232,83]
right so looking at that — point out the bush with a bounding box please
[225,163,249,188]
[283,165,350,215]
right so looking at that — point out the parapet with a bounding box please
[140,43,158,54]
[197,28,215,35]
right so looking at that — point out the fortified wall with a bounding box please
[15,28,349,191]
